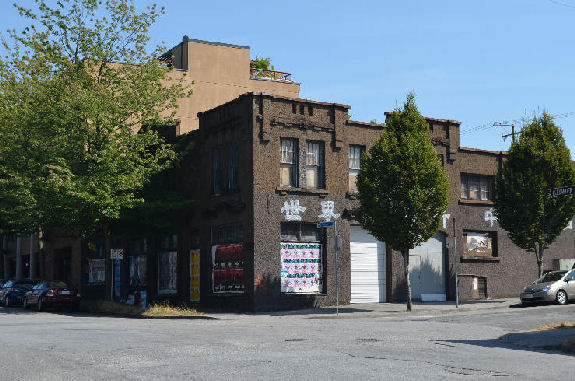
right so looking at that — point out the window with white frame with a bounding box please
[348,145,365,191]
[461,173,493,201]
[280,138,298,187]
[306,141,324,189]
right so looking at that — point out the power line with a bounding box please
[460,111,575,136]
[548,0,575,9]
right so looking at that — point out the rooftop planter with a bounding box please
[250,57,293,82]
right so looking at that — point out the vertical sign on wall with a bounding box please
[114,259,121,299]
[88,258,105,284]
[158,252,178,294]
[190,249,201,302]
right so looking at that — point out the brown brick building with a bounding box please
[174,92,575,311]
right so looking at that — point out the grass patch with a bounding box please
[142,301,202,317]
[81,300,202,317]
[536,321,575,331]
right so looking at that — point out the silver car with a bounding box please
[520,269,575,305]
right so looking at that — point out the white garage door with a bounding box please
[350,226,386,303]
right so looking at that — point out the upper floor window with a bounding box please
[280,138,298,187]
[228,145,239,191]
[461,173,493,201]
[306,141,324,189]
[212,148,223,194]
[348,145,365,191]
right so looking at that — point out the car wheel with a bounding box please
[556,290,568,305]
[37,298,44,312]
[4,296,11,307]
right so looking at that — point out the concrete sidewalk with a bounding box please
[256,298,519,319]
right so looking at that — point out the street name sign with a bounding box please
[317,221,334,228]
[551,186,575,198]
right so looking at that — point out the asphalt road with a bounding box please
[1,303,574,381]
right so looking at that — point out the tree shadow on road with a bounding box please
[439,328,575,356]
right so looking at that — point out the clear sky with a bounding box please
[2,0,575,154]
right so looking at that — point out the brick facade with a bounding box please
[182,92,575,311]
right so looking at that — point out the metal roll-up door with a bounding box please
[350,226,386,303]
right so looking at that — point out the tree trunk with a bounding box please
[536,243,544,278]
[15,234,22,280]
[38,229,45,280]
[1,235,7,279]
[403,249,412,312]
[29,233,36,279]
[103,223,112,301]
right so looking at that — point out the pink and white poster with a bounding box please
[281,242,322,294]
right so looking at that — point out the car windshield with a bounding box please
[534,271,566,284]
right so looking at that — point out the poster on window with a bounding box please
[158,251,177,294]
[190,249,201,302]
[466,233,492,256]
[212,243,244,294]
[114,259,121,298]
[88,258,105,284]
[129,256,147,290]
[281,242,322,294]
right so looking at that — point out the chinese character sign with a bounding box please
[281,199,307,221]
[318,201,340,221]
[281,243,323,294]
[484,208,497,227]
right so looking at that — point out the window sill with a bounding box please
[276,187,329,196]
[459,199,494,206]
[461,256,500,262]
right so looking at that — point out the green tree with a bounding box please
[0,0,190,294]
[356,93,449,311]
[494,113,575,278]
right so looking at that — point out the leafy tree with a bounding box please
[0,0,191,294]
[356,93,449,311]
[494,113,575,278]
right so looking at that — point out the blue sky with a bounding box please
[2,0,575,154]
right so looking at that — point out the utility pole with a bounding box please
[494,122,519,143]
[453,217,459,308]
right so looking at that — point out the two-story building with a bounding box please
[170,92,575,311]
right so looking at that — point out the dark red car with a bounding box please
[24,281,81,311]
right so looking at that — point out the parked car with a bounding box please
[0,280,37,307]
[520,269,575,305]
[24,281,81,311]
